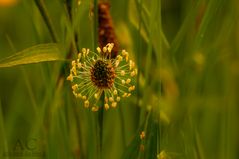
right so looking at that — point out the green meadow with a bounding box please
[0,0,238,159]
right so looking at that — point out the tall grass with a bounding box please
[0,0,238,159]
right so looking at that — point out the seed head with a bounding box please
[67,43,137,111]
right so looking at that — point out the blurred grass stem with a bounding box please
[34,0,59,43]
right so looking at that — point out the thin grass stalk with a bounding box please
[98,105,104,159]
[93,0,103,159]
[135,0,143,130]
[119,105,127,148]
[5,35,39,115]
[93,0,99,50]
[34,0,59,43]
[138,111,151,159]
[63,0,78,56]
[62,2,85,157]
[157,0,162,155]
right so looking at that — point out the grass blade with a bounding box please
[0,43,65,68]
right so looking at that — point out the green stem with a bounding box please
[119,106,127,148]
[93,1,101,159]
[98,107,104,159]
[158,0,162,155]
[65,0,73,21]
[93,0,98,50]
[63,0,78,56]
[136,0,143,129]
[34,0,59,43]
[138,111,151,159]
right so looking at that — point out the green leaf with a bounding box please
[0,43,65,68]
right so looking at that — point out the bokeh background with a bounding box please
[0,0,239,159]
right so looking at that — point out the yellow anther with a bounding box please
[72,84,78,91]
[91,106,99,112]
[77,63,82,68]
[128,86,132,92]
[129,86,135,92]
[77,93,82,98]
[116,96,120,102]
[67,74,73,81]
[122,93,127,98]
[71,60,76,66]
[82,96,87,100]
[109,97,114,102]
[86,49,89,55]
[97,47,101,53]
[111,102,117,108]
[94,93,99,99]
[78,53,82,59]
[115,60,120,67]
[129,60,135,70]
[84,100,89,108]
[140,131,145,140]
[126,78,131,84]
[82,48,86,54]
[135,69,138,75]
[120,70,125,76]
[76,59,80,63]
[104,103,109,110]
[107,43,114,52]
[122,50,127,56]
[117,55,123,61]
[125,55,129,62]
[128,87,131,92]
[122,50,129,62]
[105,97,109,103]
[113,90,118,95]
[127,93,131,97]
[131,71,136,77]
[103,47,107,53]
[72,67,77,76]
[122,80,126,85]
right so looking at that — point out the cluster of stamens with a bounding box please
[67,43,137,111]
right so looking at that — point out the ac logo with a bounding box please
[13,138,38,151]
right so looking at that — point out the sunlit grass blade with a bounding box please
[0,43,65,68]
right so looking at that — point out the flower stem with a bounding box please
[93,0,98,50]
[63,0,78,56]
[34,0,59,43]
[98,106,104,159]
[93,0,103,158]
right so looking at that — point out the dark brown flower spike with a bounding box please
[98,2,119,58]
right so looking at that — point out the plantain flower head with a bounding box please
[67,43,137,111]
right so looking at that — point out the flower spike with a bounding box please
[67,43,137,111]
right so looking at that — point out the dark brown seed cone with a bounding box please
[90,60,116,89]
[98,2,119,58]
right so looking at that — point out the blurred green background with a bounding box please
[0,0,239,159]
